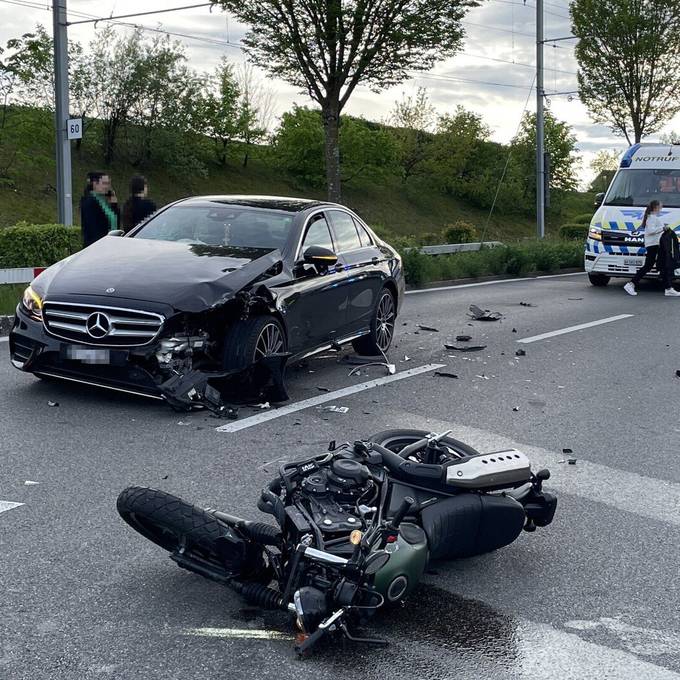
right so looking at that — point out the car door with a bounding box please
[327,209,385,335]
[279,212,352,355]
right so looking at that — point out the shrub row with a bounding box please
[0,223,82,268]
[558,223,589,240]
[399,240,583,286]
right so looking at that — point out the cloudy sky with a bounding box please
[2,0,674,187]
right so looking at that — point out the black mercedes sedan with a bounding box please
[9,196,404,406]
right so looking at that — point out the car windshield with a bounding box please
[133,204,295,250]
[605,169,680,208]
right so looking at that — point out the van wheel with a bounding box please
[588,273,610,286]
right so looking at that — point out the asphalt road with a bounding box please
[2,272,680,680]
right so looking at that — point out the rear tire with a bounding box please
[352,287,396,356]
[369,428,481,460]
[588,272,610,286]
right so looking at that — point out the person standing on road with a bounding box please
[122,175,157,233]
[624,200,680,297]
[80,171,119,247]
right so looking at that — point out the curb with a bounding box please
[0,315,13,337]
[405,268,584,291]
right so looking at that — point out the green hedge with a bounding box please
[443,220,478,244]
[558,223,588,240]
[0,222,82,268]
[399,240,583,286]
[569,212,595,224]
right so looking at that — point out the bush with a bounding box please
[0,222,82,268]
[418,231,442,246]
[569,212,595,224]
[558,223,588,240]
[443,220,478,243]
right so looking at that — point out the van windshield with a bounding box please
[605,169,680,207]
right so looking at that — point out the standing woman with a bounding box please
[624,200,680,296]
[122,175,156,232]
[80,171,119,247]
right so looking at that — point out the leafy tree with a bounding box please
[388,88,435,181]
[274,105,396,186]
[572,0,680,144]
[589,148,620,192]
[236,64,274,168]
[660,131,680,144]
[200,59,241,166]
[511,111,580,201]
[429,105,490,195]
[217,0,478,201]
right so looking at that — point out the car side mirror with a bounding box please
[303,245,338,269]
[108,229,125,237]
[594,193,605,207]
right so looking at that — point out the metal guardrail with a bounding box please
[404,241,503,255]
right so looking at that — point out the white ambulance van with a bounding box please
[585,143,680,285]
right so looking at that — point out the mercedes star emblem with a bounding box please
[105,287,115,294]
[85,312,111,339]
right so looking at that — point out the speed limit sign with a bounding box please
[67,118,82,140]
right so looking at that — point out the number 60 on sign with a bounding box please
[67,118,82,140]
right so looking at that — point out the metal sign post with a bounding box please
[53,0,73,226]
[536,0,545,239]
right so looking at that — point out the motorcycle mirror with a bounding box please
[364,551,390,575]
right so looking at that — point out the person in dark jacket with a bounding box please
[80,171,119,247]
[122,175,156,232]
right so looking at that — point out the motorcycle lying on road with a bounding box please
[117,429,557,653]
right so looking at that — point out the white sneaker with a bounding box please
[624,282,637,296]
[665,288,680,297]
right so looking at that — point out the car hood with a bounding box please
[41,236,282,312]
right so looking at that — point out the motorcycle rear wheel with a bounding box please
[369,428,480,461]
[117,486,234,568]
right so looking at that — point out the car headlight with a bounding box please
[588,226,602,241]
[21,285,44,320]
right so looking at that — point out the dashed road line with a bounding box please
[215,363,445,433]
[517,314,634,344]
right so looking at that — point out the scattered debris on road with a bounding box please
[568,458,577,465]
[512,328,517,333]
[519,301,536,307]
[455,334,472,342]
[317,386,331,392]
[256,402,271,410]
[24,480,39,486]
[563,448,573,454]
[475,374,490,380]
[403,355,411,362]
[515,349,526,356]
[318,405,349,414]
[444,343,487,352]
[434,371,459,379]
[512,407,520,412]
[468,304,503,321]
[568,297,584,301]
[47,401,59,407]
[348,362,396,377]
[418,324,440,332]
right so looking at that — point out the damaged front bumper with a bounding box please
[9,307,289,410]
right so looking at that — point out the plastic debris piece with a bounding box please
[162,475,169,480]
[418,324,439,332]
[456,335,472,342]
[468,304,503,321]
[318,405,349,413]
[562,448,573,454]
[434,371,459,379]
[257,402,270,409]
[475,374,490,380]
[568,297,584,301]
[176,420,190,426]
[317,386,330,392]
[24,480,39,486]
[519,301,536,307]
[444,344,487,352]
[403,355,411,362]
[676,370,680,378]
[515,349,526,356]
[47,401,59,407]
[567,458,577,465]
[512,407,520,412]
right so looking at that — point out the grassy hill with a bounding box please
[0,110,594,241]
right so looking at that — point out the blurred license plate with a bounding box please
[624,258,643,267]
[66,346,111,364]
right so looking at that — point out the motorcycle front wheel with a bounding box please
[117,486,238,572]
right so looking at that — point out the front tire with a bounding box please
[352,288,396,356]
[222,315,286,371]
[588,272,610,286]
[369,428,481,460]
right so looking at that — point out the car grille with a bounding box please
[43,301,164,347]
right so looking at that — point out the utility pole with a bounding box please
[535,0,545,238]
[53,0,73,226]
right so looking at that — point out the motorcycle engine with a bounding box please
[300,458,372,535]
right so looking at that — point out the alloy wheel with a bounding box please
[375,292,395,352]
[254,322,285,361]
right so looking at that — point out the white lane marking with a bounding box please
[405,271,585,295]
[183,627,292,640]
[387,414,680,529]
[0,336,8,343]
[215,363,445,433]
[565,617,680,657]
[0,501,24,514]
[517,314,634,344]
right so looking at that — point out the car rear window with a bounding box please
[329,210,362,252]
[133,204,295,250]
